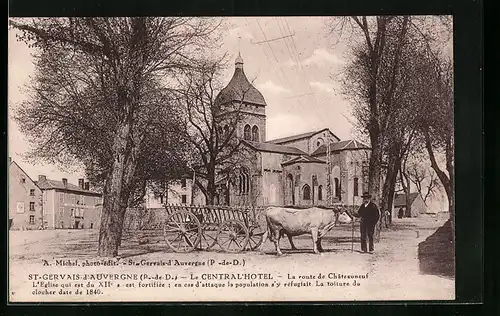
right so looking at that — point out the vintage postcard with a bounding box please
[8,16,455,302]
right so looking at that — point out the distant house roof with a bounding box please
[266,128,340,145]
[241,140,308,156]
[9,160,42,192]
[393,193,420,207]
[311,139,370,156]
[281,155,327,166]
[36,178,102,196]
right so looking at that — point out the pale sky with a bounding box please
[8,17,452,212]
[8,17,356,184]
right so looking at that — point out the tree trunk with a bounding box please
[424,130,454,241]
[387,181,396,225]
[98,121,137,257]
[98,190,128,257]
[368,136,382,201]
[399,166,411,217]
[206,167,216,206]
[444,137,455,242]
[377,154,400,240]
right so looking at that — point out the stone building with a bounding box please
[35,176,102,229]
[144,178,194,208]
[393,193,428,218]
[192,54,372,207]
[9,158,44,230]
[8,158,103,230]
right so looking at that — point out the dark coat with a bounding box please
[356,202,380,225]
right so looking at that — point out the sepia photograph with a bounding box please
[8,16,455,302]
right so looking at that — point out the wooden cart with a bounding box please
[163,205,267,253]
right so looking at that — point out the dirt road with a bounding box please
[9,214,454,302]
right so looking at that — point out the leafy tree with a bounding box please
[10,17,221,257]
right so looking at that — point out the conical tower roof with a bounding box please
[216,53,267,106]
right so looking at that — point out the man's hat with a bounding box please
[361,192,372,198]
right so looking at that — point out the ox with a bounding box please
[260,206,352,256]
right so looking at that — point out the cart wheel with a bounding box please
[164,211,201,253]
[247,227,265,250]
[217,219,249,253]
[247,210,267,250]
[198,224,218,250]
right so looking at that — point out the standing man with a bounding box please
[353,192,380,253]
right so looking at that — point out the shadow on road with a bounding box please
[418,219,455,279]
[321,236,360,243]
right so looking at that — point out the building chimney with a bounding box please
[78,178,85,189]
[62,178,68,187]
[38,175,46,182]
[84,182,90,190]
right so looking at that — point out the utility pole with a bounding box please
[351,152,357,252]
[325,131,332,206]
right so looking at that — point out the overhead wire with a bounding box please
[279,17,330,132]
[254,18,301,107]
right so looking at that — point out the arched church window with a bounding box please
[316,137,324,148]
[302,184,311,200]
[245,172,250,194]
[243,124,251,140]
[286,173,295,205]
[353,177,359,197]
[224,125,230,137]
[238,174,243,194]
[318,185,323,200]
[334,178,341,200]
[251,125,259,142]
[239,169,250,195]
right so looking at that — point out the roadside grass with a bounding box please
[418,219,455,278]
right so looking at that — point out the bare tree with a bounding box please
[332,16,418,236]
[328,16,452,236]
[175,57,255,205]
[10,17,221,257]
[415,54,454,222]
[403,157,441,206]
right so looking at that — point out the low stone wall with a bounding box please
[123,207,167,231]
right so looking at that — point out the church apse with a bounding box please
[282,160,328,207]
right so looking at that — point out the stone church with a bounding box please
[191,54,372,207]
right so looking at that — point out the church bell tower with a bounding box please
[215,53,267,143]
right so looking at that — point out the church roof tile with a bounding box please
[311,139,370,156]
[241,140,307,155]
[281,155,327,166]
[215,54,267,106]
[266,128,340,144]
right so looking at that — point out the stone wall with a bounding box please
[282,162,328,207]
[233,101,266,142]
